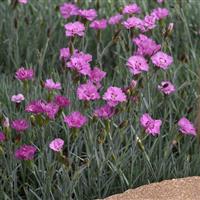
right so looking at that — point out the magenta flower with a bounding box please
[0,132,6,142]
[44,79,61,90]
[64,22,85,37]
[140,113,162,136]
[122,16,144,31]
[78,9,97,21]
[11,94,25,103]
[122,3,141,14]
[49,138,64,152]
[94,104,115,119]
[11,119,29,132]
[15,67,34,81]
[54,95,70,109]
[59,3,78,19]
[151,51,173,70]
[64,111,88,128]
[89,67,106,84]
[178,117,196,136]
[143,15,156,31]
[151,8,169,20]
[42,102,59,120]
[59,48,70,61]
[158,81,176,95]
[77,82,100,101]
[25,100,46,114]
[126,55,149,75]
[103,86,127,107]
[108,14,123,25]
[18,0,28,4]
[90,19,107,30]
[15,145,37,160]
[133,34,161,57]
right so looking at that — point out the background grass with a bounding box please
[0,0,200,199]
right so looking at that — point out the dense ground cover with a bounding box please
[0,0,200,199]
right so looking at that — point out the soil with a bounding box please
[101,176,200,200]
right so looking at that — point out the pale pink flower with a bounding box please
[11,94,25,103]
[18,0,28,4]
[44,79,61,90]
[94,104,114,119]
[122,3,141,14]
[15,145,37,160]
[126,55,149,75]
[108,14,123,25]
[157,0,165,3]
[103,86,127,107]
[49,138,64,152]
[64,22,85,37]
[158,81,176,95]
[140,113,162,136]
[178,117,196,136]
[64,111,88,128]
[59,3,78,19]
[78,9,97,21]
[151,51,173,70]
[90,19,107,30]
[15,67,34,81]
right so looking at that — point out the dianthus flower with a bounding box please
[140,113,162,136]
[49,138,64,152]
[18,0,28,4]
[59,48,70,61]
[64,111,88,128]
[158,81,176,95]
[94,104,115,119]
[54,95,70,108]
[77,82,100,101]
[133,34,161,57]
[44,79,61,90]
[64,22,85,37]
[90,19,107,30]
[11,94,25,103]
[15,67,34,81]
[103,86,127,107]
[78,9,97,21]
[15,145,37,160]
[143,15,156,31]
[122,16,144,31]
[126,55,149,75]
[151,51,173,70]
[151,8,169,20]
[89,67,106,84]
[42,102,59,119]
[25,100,46,114]
[59,3,78,19]
[0,132,6,142]
[178,117,196,136]
[157,0,165,3]
[11,119,29,132]
[122,3,141,14]
[108,14,123,25]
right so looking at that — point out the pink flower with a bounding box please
[140,113,162,136]
[64,111,88,128]
[77,82,100,101]
[122,17,144,31]
[25,100,46,114]
[67,51,92,75]
[158,81,176,95]
[42,102,59,119]
[151,51,173,70]
[64,22,85,37]
[18,0,28,4]
[54,95,70,108]
[59,48,70,61]
[157,0,165,3]
[108,14,123,25]
[89,67,106,83]
[0,132,6,142]
[59,3,78,19]
[3,117,10,128]
[11,94,25,103]
[44,79,61,90]
[103,86,127,107]
[126,55,149,75]
[15,67,34,81]
[133,34,161,57]
[78,9,97,21]
[15,145,37,160]
[122,3,141,14]
[151,8,169,20]
[11,119,29,132]
[94,104,115,119]
[49,138,64,152]
[143,15,156,31]
[178,117,196,136]
[90,19,107,30]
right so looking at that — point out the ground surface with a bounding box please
[101,176,200,200]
